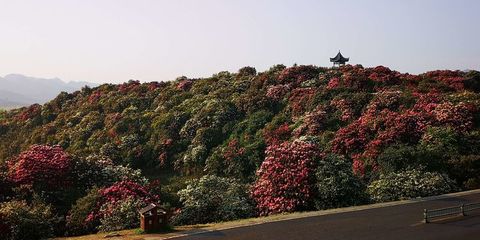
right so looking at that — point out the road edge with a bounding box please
[159,189,480,240]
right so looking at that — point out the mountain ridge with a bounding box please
[0,74,97,108]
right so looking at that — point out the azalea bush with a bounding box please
[251,140,318,216]
[72,154,148,191]
[368,169,457,202]
[173,175,254,225]
[7,145,72,190]
[98,197,144,232]
[67,181,158,235]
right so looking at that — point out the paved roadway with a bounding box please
[173,192,480,240]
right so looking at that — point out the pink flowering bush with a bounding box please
[423,70,466,91]
[14,104,42,122]
[277,65,319,85]
[330,98,354,122]
[293,106,327,137]
[288,88,315,117]
[177,79,193,91]
[7,145,72,190]
[68,180,158,235]
[266,84,291,101]
[251,140,318,216]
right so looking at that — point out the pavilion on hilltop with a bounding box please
[330,51,349,67]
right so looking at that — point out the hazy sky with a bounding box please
[1,0,479,83]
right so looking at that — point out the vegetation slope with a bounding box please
[0,64,479,239]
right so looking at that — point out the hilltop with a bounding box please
[0,64,479,239]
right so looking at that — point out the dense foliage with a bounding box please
[315,154,368,209]
[367,169,457,202]
[0,65,479,237]
[172,175,254,225]
[0,200,56,240]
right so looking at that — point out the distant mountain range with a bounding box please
[0,74,97,109]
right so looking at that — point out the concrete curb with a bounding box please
[150,189,480,240]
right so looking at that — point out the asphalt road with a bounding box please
[173,192,480,240]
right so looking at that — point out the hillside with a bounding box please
[1,64,480,239]
[0,74,97,108]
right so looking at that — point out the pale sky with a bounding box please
[1,0,479,83]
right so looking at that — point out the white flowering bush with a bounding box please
[368,169,457,202]
[315,154,368,209]
[73,154,148,190]
[172,175,254,225]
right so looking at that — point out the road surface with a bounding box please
[172,192,480,240]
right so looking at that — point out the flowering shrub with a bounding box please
[423,70,465,91]
[14,104,42,122]
[177,79,193,91]
[288,88,315,116]
[173,175,254,225]
[330,98,354,122]
[98,181,157,205]
[315,154,368,209]
[66,188,101,236]
[72,154,148,190]
[251,140,318,216]
[263,123,291,145]
[118,80,141,93]
[223,139,246,162]
[433,102,475,132]
[326,77,340,89]
[368,66,399,85]
[0,64,479,237]
[277,65,319,85]
[266,84,290,101]
[88,90,102,104]
[98,197,144,232]
[7,145,72,190]
[367,169,457,202]
[292,106,327,137]
[83,181,158,230]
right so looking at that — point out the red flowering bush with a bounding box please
[263,123,291,145]
[14,104,42,122]
[98,181,157,204]
[277,65,319,85]
[7,145,72,189]
[251,140,318,216]
[288,88,315,117]
[331,98,354,122]
[88,90,102,104]
[177,79,193,91]
[223,139,246,162]
[118,80,141,93]
[423,70,465,91]
[368,66,399,85]
[82,181,158,230]
[326,77,340,89]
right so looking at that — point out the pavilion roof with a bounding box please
[330,51,349,63]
